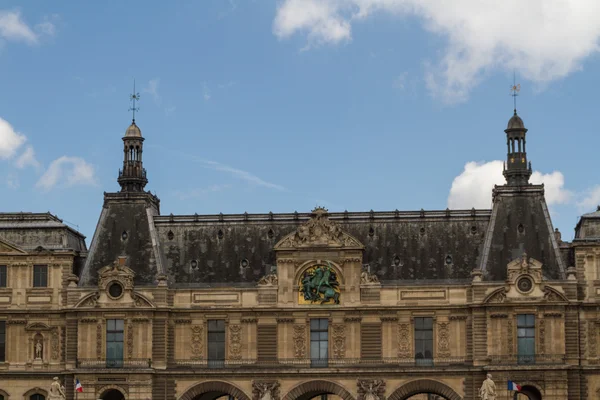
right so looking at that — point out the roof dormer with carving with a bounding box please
[274,207,364,250]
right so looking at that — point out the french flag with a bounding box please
[75,379,83,393]
[508,380,521,391]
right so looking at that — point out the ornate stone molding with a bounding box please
[241,317,258,324]
[449,315,468,321]
[258,273,278,286]
[437,322,451,358]
[484,288,507,304]
[191,325,203,359]
[51,328,59,361]
[507,318,514,356]
[543,287,569,302]
[543,312,563,318]
[127,320,134,359]
[174,319,192,324]
[229,324,242,360]
[96,323,103,360]
[397,323,411,358]
[538,319,546,355]
[357,379,385,400]
[252,380,280,400]
[589,321,598,358]
[490,313,508,318]
[332,324,346,359]
[274,207,364,249]
[293,324,306,358]
[344,316,362,323]
[380,316,398,323]
[80,318,97,324]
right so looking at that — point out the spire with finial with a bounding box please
[118,80,148,192]
[503,76,531,186]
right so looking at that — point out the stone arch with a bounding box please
[22,387,48,400]
[283,380,355,400]
[388,379,462,400]
[0,389,10,399]
[513,384,543,400]
[179,380,251,400]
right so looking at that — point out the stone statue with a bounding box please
[360,268,379,284]
[479,374,497,400]
[35,339,43,359]
[258,273,278,286]
[49,377,66,400]
[255,382,276,400]
[358,380,383,400]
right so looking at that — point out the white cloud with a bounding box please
[447,160,572,209]
[578,185,600,212]
[202,82,211,101]
[273,0,600,102]
[202,160,286,191]
[36,156,96,191]
[15,145,39,169]
[0,117,26,159]
[143,78,161,105]
[0,10,56,44]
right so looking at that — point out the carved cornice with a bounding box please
[80,318,98,324]
[276,318,295,324]
[174,319,191,324]
[490,313,508,319]
[7,319,27,325]
[449,315,468,321]
[241,318,258,324]
[380,316,398,322]
[344,316,362,323]
[543,313,563,318]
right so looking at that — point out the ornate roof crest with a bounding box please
[274,207,364,250]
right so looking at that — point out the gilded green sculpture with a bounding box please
[299,262,340,304]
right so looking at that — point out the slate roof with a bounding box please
[574,207,600,241]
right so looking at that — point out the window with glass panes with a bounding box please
[30,395,45,400]
[0,265,6,287]
[0,321,5,362]
[414,317,433,365]
[310,319,328,367]
[208,320,225,367]
[106,319,124,367]
[517,314,535,364]
[33,265,47,288]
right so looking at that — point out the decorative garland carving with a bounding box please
[96,323,103,359]
[397,323,411,358]
[252,380,280,400]
[507,318,514,355]
[589,321,597,358]
[357,379,385,400]
[191,325,203,359]
[293,324,306,358]
[127,320,134,359]
[51,328,59,361]
[332,324,346,359]
[229,324,242,360]
[437,322,451,358]
[538,319,546,355]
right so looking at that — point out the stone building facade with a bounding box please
[0,112,599,400]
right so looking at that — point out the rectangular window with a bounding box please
[517,314,535,364]
[0,321,5,362]
[106,319,124,368]
[414,317,433,366]
[33,265,47,288]
[207,320,225,368]
[0,266,6,287]
[310,318,328,367]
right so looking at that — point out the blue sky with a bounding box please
[0,0,599,244]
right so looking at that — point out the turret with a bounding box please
[502,110,532,186]
[117,120,148,192]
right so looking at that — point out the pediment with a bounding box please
[98,257,135,290]
[274,207,364,250]
[0,237,27,255]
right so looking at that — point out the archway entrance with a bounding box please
[101,389,125,400]
[388,380,462,400]
[513,385,542,400]
[283,380,354,400]
[179,381,251,400]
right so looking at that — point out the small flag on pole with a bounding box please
[75,379,83,393]
[508,380,521,391]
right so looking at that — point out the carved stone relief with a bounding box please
[51,328,59,361]
[332,324,346,359]
[507,317,514,355]
[437,322,451,358]
[487,290,506,303]
[397,323,411,359]
[252,380,280,400]
[127,320,134,359]
[357,379,385,400]
[229,324,242,360]
[96,323,103,360]
[589,321,597,358]
[538,319,546,355]
[293,324,306,358]
[191,325,203,359]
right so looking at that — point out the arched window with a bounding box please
[31,395,45,400]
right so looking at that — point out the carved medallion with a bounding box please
[437,322,451,358]
[191,325,204,359]
[298,262,341,305]
[332,324,346,359]
[229,324,242,360]
[293,324,306,358]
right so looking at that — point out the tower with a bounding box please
[117,120,148,192]
[502,110,532,186]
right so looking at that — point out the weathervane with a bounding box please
[129,79,140,123]
[510,71,520,114]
